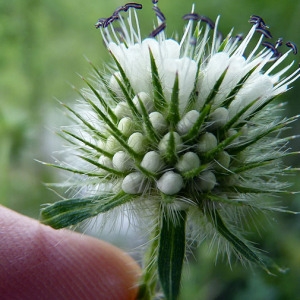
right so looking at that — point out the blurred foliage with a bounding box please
[1,0,299,299]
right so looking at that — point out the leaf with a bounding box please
[167,73,180,128]
[149,48,167,112]
[158,210,186,300]
[40,192,132,229]
[208,207,268,270]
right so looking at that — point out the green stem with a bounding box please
[137,217,161,299]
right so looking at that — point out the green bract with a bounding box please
[40,3,299,300]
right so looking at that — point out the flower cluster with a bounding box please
[41,2,299,299]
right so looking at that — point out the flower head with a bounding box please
[41,2,299,299]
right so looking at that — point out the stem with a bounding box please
[137,217,161,299]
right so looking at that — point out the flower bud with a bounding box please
[177,110,200,135]
[149,111,168,134]
[158,132,183,155]
[128,132,148,154]
[106,135,123,152]
[209,107,229,130]
[197,171,216,191]
[112,151,132,172]
[197,132,217,153]
[157,171,183,195]
[133,92,154,113]
[114,102,132,119]
[176,152,200,173]
[122,172,145,194]
[141,151,164,173]
[118,117,135,137]
[215,151,231,170]
[98,155,113,174]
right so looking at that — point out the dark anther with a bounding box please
[95,2,142,29]
[276,37,283,48]
[113,3,142,15]
[199,15,215,29]
[286,41,298,55]
[149,22,166,37]
[262,41,280,57]
[235,34,244,42]
[249,15,268,29]
[124,3,143,10]
[153,6,166,22]
[182,13,201,21]
[255,26,272,39]
[95,18,107,29]
[152,0,159,4]
[103,15,120,28]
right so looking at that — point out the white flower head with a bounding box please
[41,2,299,299]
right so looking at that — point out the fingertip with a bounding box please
[0,206,141,300]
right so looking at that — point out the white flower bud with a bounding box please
[149,111,168,134]
[122,172,145,194]
[157,171,183,195]
[197,171,216,191]
[114,102,132,119]
[97,139,107,151]
[141,151,164,173]
[98,155,113,174]
[197,132,217,153]
[112,151,132,172]
[106,135,122,152]
[209,107,229,130]
[118,117,135,137]
[128,132,148,154]
[133,92,154,113]
[215,151,231,170]
[176,152,200,173]
[158,132,183,155]
[177,110,200,135]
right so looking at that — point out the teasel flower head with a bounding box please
[40,2,300,299]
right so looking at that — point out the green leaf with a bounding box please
[82,76,118,124]
[167,73,180,129]
[164,131,178,165]
[40,192,133,229]
[208,207,267,269]
[158,210,186,300]
[41,197,102,229]
[149,48,167,112]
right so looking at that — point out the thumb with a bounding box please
[0,205,141,300]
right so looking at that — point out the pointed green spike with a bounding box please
[149,48,167,112]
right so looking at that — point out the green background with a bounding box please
[1,0,300,299]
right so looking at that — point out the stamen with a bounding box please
[255,26,272,39]
[95,18,107,29]
[235,34,243,42]
[199,15,215,30]
[153,6,166,22]
[124,3,143,11]
[152,0,159,4]
[149,22,166,38]
[249,15,269,29]
[182,13,201,21]
[95,2,142,29]
[103,15,120,28]
[286,41,298,55]
[275,37,283,48]
[262,41,281,58]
